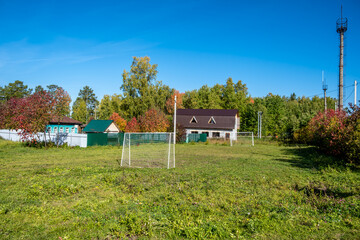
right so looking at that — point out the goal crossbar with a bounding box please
[121,132,175,169]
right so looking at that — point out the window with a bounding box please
[71,127,75,133]
[212,132,220,138]
[202,132,209,137]
[225,133,230,139]
[191,131,198,134]
[190,116,198,123]
[66,127,70,133]
[60,127,63,133]
[47,127,51,133]
[208,116,216,124]
[54,127,58,133]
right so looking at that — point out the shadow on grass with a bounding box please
[276,146,358,199]
[276,145,359,172]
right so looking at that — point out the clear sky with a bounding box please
[0,0,359,107]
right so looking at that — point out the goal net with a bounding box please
[230,132,254,146]
[121,132,175,168]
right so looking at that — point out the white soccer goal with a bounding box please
[121,132,175,169]
[230,132,254,146]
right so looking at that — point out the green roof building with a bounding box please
[82,120,120,133]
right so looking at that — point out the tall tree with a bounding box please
[166,90,184,115]
[77,86,98,121]
[34,85,44,93]
[139,108,170,132]
[53,87,71,117]
[0,80,32,101]
[234,80,249,117]
[46,84,60,94]
[197,85,211,109]
[120,56,171,119]
[98,95,113,120]
[110,94,123,115]
[208,84,223,109]
[71,98,87,124]
[183,90,199,109]
[222,77,237,109]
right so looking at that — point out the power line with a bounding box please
[344,89,354,102]
[306,84,355,98]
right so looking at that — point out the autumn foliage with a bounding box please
[298,106,360,165]
[166,90,184,115]
[125,117,140,132]
[138,108,170,132]
[0,89,71,142]
[109,112,127,132]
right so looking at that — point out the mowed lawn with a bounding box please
[0,139,359,239]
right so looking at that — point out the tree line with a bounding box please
[1,56,338,140]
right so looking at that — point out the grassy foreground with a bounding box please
[0,139,359,239]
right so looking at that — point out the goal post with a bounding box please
[230,132,254,146]
[121,132,175,169]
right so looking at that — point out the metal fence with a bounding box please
[186,133,207,143]
[0,129,87,148]
[87,132,124,147]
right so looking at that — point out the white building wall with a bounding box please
[185,128,237,141]
[0,129,87,147]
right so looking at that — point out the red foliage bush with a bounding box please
[305,106,360,164]
[125,117,140,132]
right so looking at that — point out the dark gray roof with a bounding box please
[177,109,238,116]
[176,109,237,130]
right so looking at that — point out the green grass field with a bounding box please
[0,139,359,239]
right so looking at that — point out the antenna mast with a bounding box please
[322,70,328,112]
[336,5,348,110]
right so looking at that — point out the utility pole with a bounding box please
[257,111,262,139]
[355,80,357,106]
[336,6,348,110]
[173,95,177,145]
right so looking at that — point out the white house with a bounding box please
[176,109,239,140]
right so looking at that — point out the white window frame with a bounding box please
[208,116,216,124]
[190,116,198,124]
[212,132,220,138]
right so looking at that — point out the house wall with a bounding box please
[0,129,87,147]
[47,124,79,133]
[185,128,237,140]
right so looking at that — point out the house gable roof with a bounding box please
[177,109,238,116]
[176,109,238,130]
[82,120,115,133]
[49,116,82,125]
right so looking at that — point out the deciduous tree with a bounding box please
[109,112,127,132]
[98,95,113,120]
[166,90,184,115]
[121,56,172,118]
[125,117,140,132]
[138,108,170,132]
[72,98,87,124]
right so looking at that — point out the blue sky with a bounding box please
[0,0,359,107]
